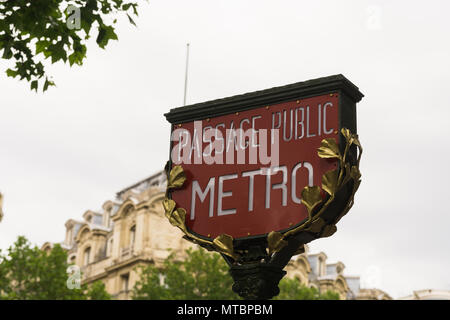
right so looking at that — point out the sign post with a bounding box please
[164,74,364,299]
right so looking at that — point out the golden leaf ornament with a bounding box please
[301,186,323,215]
[168,165,186,189]
[317,138,341,159]
[267,231,288,255]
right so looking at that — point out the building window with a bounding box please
[129,225,136,248]
[121,273,130,292]
[83,247,91,266]
[108,238,114,256]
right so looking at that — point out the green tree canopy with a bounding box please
[133,247,240,300]
[0,0,142,92]
[275,277,340,300]
[132,247,340,300]
[0,236,110,300]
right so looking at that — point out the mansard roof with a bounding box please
[116,170,166,201]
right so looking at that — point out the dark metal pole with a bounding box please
[227,232,316,300]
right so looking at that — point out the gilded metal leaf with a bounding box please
[301,186,322,215]
[168,208,186,231]
[317,138,341,159]
[267,231,288,255]
[320,224,337,238]
[322,169,339,196]
[353,134,361,148]
[168,165,186,189]
[213,234,236,259]
[163,198,176,219]
[305,218,325,233]
[341,128,352,143]
[342,163,353,185]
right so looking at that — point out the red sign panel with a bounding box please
[170,93,339,239]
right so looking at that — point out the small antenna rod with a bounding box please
[183,43,190,106]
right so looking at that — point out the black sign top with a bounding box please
[164,74,364,125]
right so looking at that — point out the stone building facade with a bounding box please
[43,170,391,300]
[399,289,450,300]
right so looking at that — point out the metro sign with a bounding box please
[164,75,362,241]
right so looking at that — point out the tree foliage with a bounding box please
[132,248,240,300]
[132,247,340,300]
[275,277,340,300]
[0,0,141,92]
[0,236,110,300]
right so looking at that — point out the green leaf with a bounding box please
[2,46,12,59]
[6,69,18,78]
[96,25,118,49]
[48,42,67,63]
[68,43,86,66]
[35,40,49,55]
[43,78,55,92]
[127,14,136,26]
[122,3,132,10]
[30,80,38,92]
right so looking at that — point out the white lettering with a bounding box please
[323,102,334,134]
[242,169,262,211]
[265,166,288,209]
[218,174,238,216]
[190,178,215,219]
[291,162,314,204]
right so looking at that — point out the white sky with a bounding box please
[1,0,450,299]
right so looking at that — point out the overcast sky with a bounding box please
[1,0,449,299]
